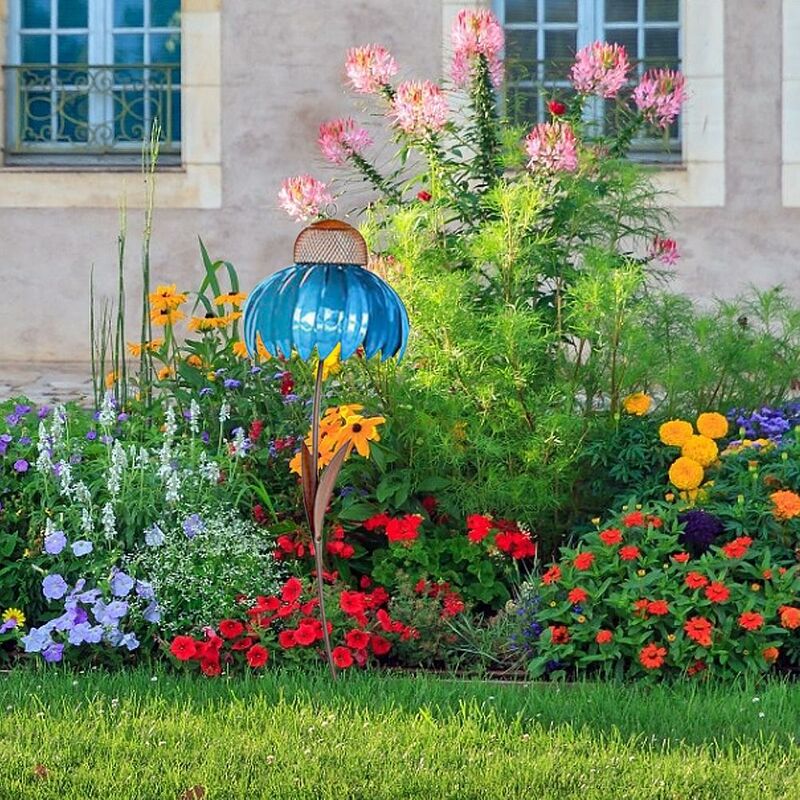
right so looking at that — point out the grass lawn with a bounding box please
[1,669,800,799]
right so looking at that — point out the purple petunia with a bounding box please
[13,459,29,473]
[182,513,205,539]
[44,530,68,555]
[42,574,68,601]
[86,430,98,441]
[71,540,93,557]
[110,570,135,598]
[42,642,65,663]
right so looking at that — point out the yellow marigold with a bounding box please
[149,284,187,311]
[696,412,729,440]
[681,435,718,468]
[771,489,800,521]
[214,291,248,308]
[659,419,694,447]
[668,457,704,491]
[622,392,652,416]
[232,340,249,359]
[150,306,185,327]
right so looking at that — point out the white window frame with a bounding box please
[6,0,181,159]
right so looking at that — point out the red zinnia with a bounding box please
[684,616,713,648]
[345,629,371,650]
[573,552,595,571]
[370,634,392,656]
[595,629,613,645]
[278,629,297,649]
[281,577,303,603]
[568,587,588,604]
[722,536,753,559]
[170,636,198,662]
[332,646,354,669]
[542,565,562,585]
[671,552,690,563]
[622,511,645,527]
[704,582,730,603]
[466,514,494,543]
[633,599,649,616]
[246,644,269,668]
[550,625,570,644]
[639,643,667,670]
[598,528,622,545]
[619,545,640,561]
[738,611,764,631]
[685,572,708,589]
[647,600,669,616]
[218,619,245,640]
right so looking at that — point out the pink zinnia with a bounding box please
[633,69,686,128]
[318,118,372,165]
[450,8,505,88]
[278,175,332,222]
[571,42,631,99]
[345,45,399,94]
[524,121,578,173]
[390,80,449,137]
[649,236,680,265]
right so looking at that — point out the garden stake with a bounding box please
[242,219,409,680]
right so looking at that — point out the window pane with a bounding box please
[506,29,538,80]
[114,33,144,62]
[605,0,638,22]
[22,93,52,142]
[22,0,51,29]
[151,0,180,27]
[57,34,88,64]
[58,0,87,28]
[544,0,577,23]
[506,87,539,125]
[114,89,147,141]
[21,34,50,62]
[644,29,679,65]
[645,0,678,22]
[605,27,638,57]
[506,0,537,23]
[543,29,576,79]
[57,91,89,142]
[114,0,144,27]
[150,33,181,64]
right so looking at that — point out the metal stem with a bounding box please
[310,359,337,680]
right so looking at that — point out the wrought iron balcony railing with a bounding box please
[3,63,180,159]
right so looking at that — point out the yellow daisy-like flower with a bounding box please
[659,419,694,447]
[149,284,187,311]
[696,412,729,440]
[157,366,174,381]
[105,370,118,390]
[622,392,652,416]
[214,291,248,308]
[150,306,185,327]
[186,354,204,368]
[681,435,718,468]
[669,456,704,491]
[127,339,163,357]
[219,311,243,326]
[289,449,303,476]
[335,415,386,458]
[1,607,25,628]
[188,314,223,332]
[232,340,249,359]
[256,335,272,362]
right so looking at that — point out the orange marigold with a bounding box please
[659,419,694,447]
[681,435,718,468]
[696,412,729,440]
[771,490,800,521]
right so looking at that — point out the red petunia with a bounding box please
[294,621,320,647]
[671,552,690,563]
[170,636,198,662]
[550,625,570,644]
[647,600,669,616]
[218,619,245,640]
[368,587,389,608]
[639,642,667,670]
[722,536,753,559]
[595,629,613,645]
[619,545,640,561]
[568,587,588,604]
[685,572,708,589]
[542,565,562,585]
[684,616,713,647]
[231,637,255,651]
[277,629,297,649]
[376,608,394,632]
[340,590,367,617]
[495,530,536,559]
[466,514,494,543]
[332,646,354,669]
[370,634,392,656]
[281,577,303,603]
[598,528,622,546]
[704,582,730,603]
[573,552,595,571]
[200,658,221,677]
[345,629,370,650]
[246,644,269,668]
[738,611,764,631]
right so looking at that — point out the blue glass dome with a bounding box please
[243,262,409,362]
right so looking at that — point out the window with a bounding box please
[5,0,181,164]
[498,0,681,159]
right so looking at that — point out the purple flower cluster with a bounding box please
[728,403,800,441]
[678,509,724,555]
[509,593,543,655]
[5,403,31,427]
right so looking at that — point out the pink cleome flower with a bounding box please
[524,121,579,173]
[318,118,372,165]
[633,69,687,128]
[390,80,449,137]
[345,45,399,94]
[278,175,333,222]
[450,8,505,88]
[571,42,631,98]
[649,236,680,265]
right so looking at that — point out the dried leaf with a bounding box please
[313,444,350,538]
[300,441,315,526]
[179,786,206,800]
[32,764,49,780]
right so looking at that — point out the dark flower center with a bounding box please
[352,423,363,433]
